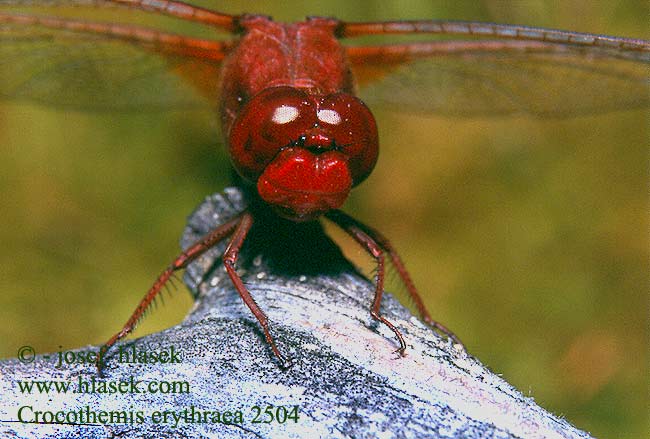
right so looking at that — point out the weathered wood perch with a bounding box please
[0,188,594,439]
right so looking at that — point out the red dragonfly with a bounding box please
[1,1,647,370]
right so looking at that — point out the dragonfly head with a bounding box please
[228,86,378,221]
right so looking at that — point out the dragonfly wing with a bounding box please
[0,12,229,110]
[350,42,649,117]
[343,19,649,117]
[0,0,238,30]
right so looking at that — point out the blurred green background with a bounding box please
[0,1,647,437]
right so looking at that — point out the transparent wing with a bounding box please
[0,7,232,110]
[0,0,238,29]
[343,20,649,117]
[350,42,649,117]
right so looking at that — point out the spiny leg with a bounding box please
[96,214,244,374]
[327,210,463,347]
[326,211,407,354]
[349,219,463,346]
[222,212,291,367]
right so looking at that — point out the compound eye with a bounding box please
[320,93,378,185]
[229,87,313,181]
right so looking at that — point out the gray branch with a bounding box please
[1,188,594,439]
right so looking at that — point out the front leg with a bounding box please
[327,210,463,351]
[222,212,292,367]
[326,210,407,354]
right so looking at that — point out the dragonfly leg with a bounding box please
[351,220,463,347]
[96,214,244,375]
[327,210,463,348]
[222,212,292,367]
[326,210,407,355]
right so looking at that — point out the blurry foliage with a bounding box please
[0,1,647,438]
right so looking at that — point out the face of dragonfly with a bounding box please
[0,2,647,438]
[227,86,378,221]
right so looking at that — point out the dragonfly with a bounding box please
[0,1,647,371]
